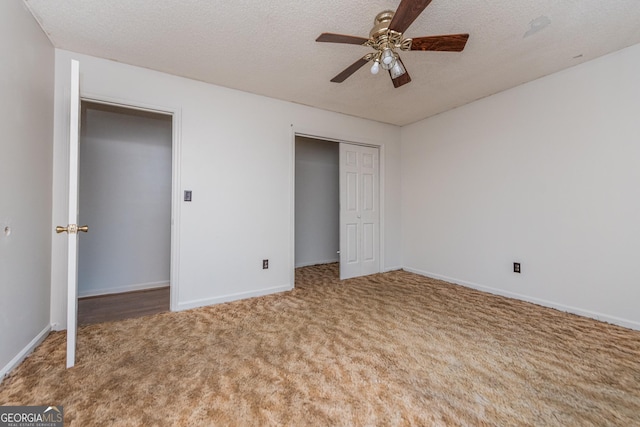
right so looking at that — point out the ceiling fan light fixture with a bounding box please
[381,52,396,71]
[381,47,395,65]
[390,59,406,79]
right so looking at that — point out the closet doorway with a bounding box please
[294,135,380,281]
[295,137,340,272]
[77,101,172,324]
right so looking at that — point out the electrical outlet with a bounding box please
[263,259,269,269]
[513,262,521,273]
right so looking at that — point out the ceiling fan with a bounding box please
[316,0,469,88]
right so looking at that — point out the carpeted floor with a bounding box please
[1,264,639,426]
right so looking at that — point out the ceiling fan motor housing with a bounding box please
[370,10,395,39]
[367,11,412,53]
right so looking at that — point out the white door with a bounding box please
[55,59,84,368]
[339,143,380,280]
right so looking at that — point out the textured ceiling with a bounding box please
[23,0,640,126]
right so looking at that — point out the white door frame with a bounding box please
[290,128,385,287]
[78,92,182,312]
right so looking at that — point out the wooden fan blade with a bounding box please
[330,57,370,83]
[388,0,434,34]
[410,34,469,52]
[390,57,411,88]
[316,33,369,45]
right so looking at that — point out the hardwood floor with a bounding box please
[78,287,170,325]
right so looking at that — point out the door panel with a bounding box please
[339,143,379,279]
[346,172,358,212]
[346,223,358,263]
[363,222,374,261]
[346,150,357,167]
[362,152,374,168]
[363,173,374,211]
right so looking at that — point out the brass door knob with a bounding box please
[55,224,89,234]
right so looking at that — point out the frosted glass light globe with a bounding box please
[390,60,406,79]
[381,48,394,65]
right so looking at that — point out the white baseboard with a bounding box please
[1,325,50,383]
[403,267,640,332]
[78,281,169,298]
[177,284,293,311]
[383,265,402,272]
[295,259,339,268]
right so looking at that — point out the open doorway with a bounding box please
[77,102,172,324]
[295,136,340,274]
[294,135,381,282]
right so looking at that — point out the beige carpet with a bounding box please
[1,264,639,426]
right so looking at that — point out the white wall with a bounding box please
[401,43,640,330]
[0,1,54,376]
[295,137,339,267]
[51,49,402,327]
[78,104,172,297]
